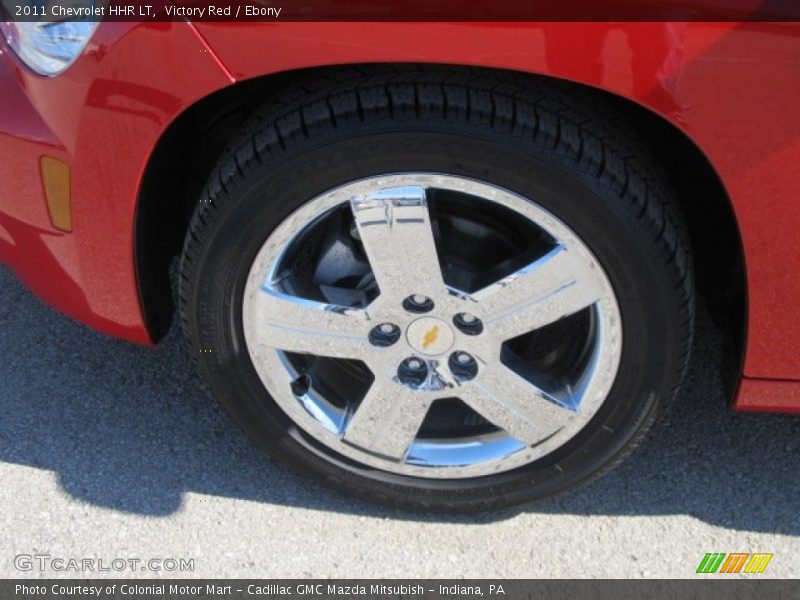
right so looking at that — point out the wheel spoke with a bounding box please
[342,382,432,459]
[249,287,370,358]
[460,364,574,446]
[350,185,446,300]
[473,245,603,340]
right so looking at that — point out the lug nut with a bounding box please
[453,312,483,336]
[369,323,401,347]
[398,356,429,387]
[449,351,478,381]
[403,294,435,313]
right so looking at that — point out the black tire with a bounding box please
[179,66,694,513]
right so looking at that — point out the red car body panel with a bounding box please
[2,21,800,410]
[0,22,231,342]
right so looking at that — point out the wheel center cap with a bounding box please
[406,317,455,356]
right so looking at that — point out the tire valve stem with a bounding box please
[290,374,311,397]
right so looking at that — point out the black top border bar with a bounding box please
[3,0,800,22]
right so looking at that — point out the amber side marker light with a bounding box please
[40,156,72,232]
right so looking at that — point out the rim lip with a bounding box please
[242,173,623,479]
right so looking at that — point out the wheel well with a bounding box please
[135,72,299,339]
[135,64,745,397]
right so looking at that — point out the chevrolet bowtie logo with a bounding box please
[421,325,440,350]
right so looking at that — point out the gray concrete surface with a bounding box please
[0,264,798,579]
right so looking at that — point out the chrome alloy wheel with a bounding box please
[242,174,622,478]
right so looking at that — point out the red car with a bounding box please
[2,18,799,512]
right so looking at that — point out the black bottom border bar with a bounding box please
[3,580,799,600]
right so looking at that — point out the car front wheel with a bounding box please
[179,67,694,512]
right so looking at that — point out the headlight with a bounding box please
[1,15,98,77]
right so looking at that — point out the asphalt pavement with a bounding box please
[1,264,798,578]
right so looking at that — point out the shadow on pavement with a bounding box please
[0,266,797,532]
